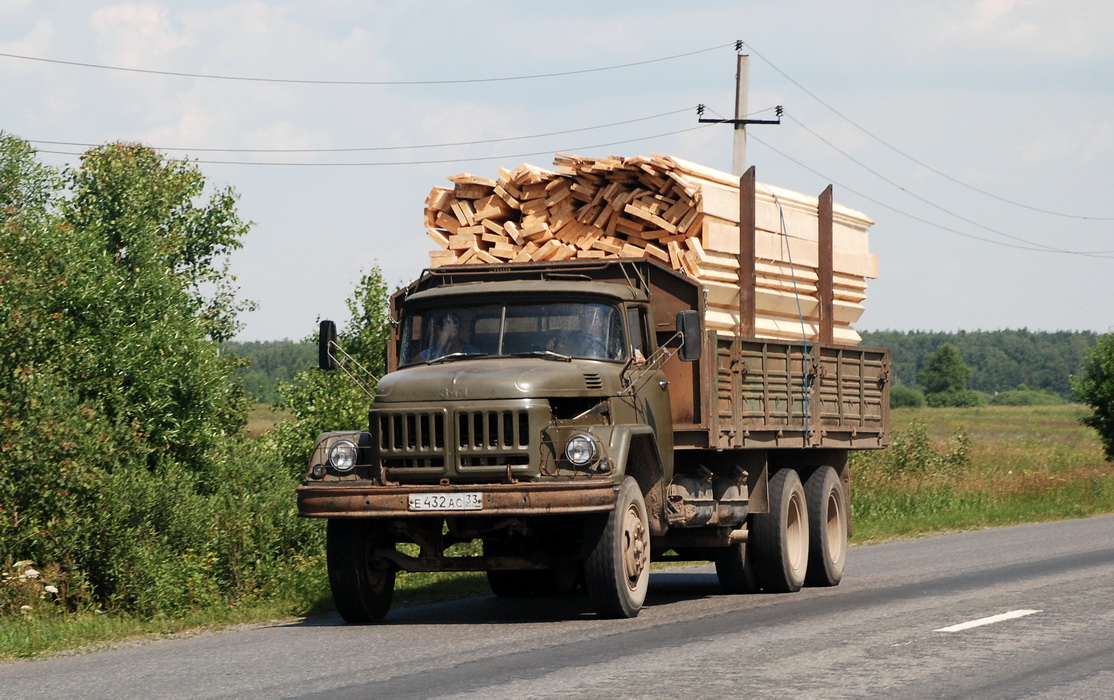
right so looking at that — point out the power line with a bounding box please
[0,42,733,86]
[742,41,1114,222]
[36,123,718,167]
[26,107,696,154]
[748,133,1114,259]
[783,112,1114,255]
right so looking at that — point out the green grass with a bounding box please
[4,404,1112,660]
[244,402,291,437]
[850,404,1113,541]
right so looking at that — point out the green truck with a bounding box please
[297,258,890,621]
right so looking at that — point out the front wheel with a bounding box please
[749,468,809,593]
[326,519,397,623]
[583,476,651,618]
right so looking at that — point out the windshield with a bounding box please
[400,301,627,366]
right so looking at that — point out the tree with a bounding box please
[918,343,972,393]
[0,135,275,613]
[918,343,986,407]
[1072,333,1114,460]
[265,268,392,476]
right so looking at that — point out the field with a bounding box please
[3,404,1112,659]
[851,404,1113,541]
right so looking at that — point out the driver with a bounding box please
[419,312,476,360]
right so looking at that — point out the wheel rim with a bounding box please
[621,502,648,590]
[785,491,806,573]
[825,489,845,562]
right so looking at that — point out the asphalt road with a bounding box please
[4,514,1114,699]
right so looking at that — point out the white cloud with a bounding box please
[0,18,53,56]
[0,0,33,11]
[1081,122,1114,162]
[90,3,194,65]
[939,0,1113,60]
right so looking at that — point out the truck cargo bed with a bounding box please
[672,332,889,450]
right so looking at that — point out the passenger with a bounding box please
[548,305,615,359]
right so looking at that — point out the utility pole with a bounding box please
[698,41,781,176]
[733,52,750,175]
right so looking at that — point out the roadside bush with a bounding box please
[264,268,391,478]
[0,135,316,618]
[924,388,989,408]
[884,420,970,475]
[891,384,926,408]
[1072,333,1114,460]
[989,385,1067,406]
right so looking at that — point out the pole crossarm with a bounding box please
[696,105,783,126]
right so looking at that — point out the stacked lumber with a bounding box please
[424,153,876,345]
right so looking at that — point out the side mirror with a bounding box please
[319,320,338,371]
[676,310,702,362]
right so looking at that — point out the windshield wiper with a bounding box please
[512,350,572,362]
[426,352,489,365]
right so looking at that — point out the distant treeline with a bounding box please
[224,330,1102,404]
[222,340,316,404]
[860,329,1100,400]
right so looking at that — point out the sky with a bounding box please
[2,1,1112,341]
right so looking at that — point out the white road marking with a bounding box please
[935,609,1042,632]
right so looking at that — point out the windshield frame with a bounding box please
[398,298,629,367]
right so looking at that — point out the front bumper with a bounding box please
[297,479,617,519]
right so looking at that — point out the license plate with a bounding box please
[408,492,483,511]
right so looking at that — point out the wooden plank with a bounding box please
[425,187,454,211]
[494,184,523,208]
[454,183,492,200]
[503,220,523,245]
[639,243,669,263]
[435,211,461,236]
[428,249,456,267]
[450,200,476,226]
[426,228,451,248]
[447,233,480,250]
[623,203,678,233]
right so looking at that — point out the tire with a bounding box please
[714,542,759,594]
[326,519,396,623]
[484,538,579,597]
[749,468,809,593]
[583,476,651,618]
[486,569,579,597]
[804,466,848,587]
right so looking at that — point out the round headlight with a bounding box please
[564,434,598,466]
[329,440,358,472]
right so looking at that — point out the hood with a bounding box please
[376,357,618,402]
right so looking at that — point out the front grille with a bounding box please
[371,404,538,477]
[457,410,531,449]
[378,411,445,451]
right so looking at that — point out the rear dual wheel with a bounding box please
[749,468,809,593]
[804,465,848,587]
[747,466,848,592]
